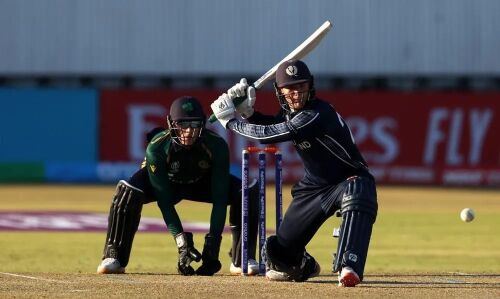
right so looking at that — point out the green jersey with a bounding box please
[145,128,230,237]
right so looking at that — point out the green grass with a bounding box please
[0,185,499,274]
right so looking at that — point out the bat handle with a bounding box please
[208,113,218,123]
[208,97,246,123]
[208,114,218,123]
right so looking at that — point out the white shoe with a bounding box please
[230,259,260,276]
[338,266,360,287]
[97,258,125,274]
[265,269,291,281]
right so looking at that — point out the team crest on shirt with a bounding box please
[198,160,210,169]
[170,161,180,173]
[150,164,157,173]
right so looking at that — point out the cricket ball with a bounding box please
[460,208,475,222]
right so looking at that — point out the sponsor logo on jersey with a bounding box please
[170,161,180,173]
[198,160,210,169]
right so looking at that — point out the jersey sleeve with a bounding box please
[246,111,280,125]
[205,134,230,237]
[145,144,184,236]
[227,110,320,144]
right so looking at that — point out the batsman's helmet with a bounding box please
[274,59,315,112]
[167,96,206,146]
[275,59,312,88]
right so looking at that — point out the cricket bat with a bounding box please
[208,20,333,123]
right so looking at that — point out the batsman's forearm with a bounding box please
[227,120,292,144]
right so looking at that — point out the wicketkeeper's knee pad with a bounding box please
[102,180,144,267]
[333,176,378,280]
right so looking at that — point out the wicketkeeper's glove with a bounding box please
[175,232,202,276]
[195,234,222,276]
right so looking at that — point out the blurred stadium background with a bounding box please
[0,0,499,187]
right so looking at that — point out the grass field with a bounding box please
[1,184,499,298]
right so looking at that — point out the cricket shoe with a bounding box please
[303,258,321,280]
[338,266,360,287]
[230,259,259,276]
[265,256,320,282]
[97,258,125,274]
[265,269,292,281]
[302,252,321,280]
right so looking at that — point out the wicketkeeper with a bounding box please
[210,60,378,286]
[97,96,260,276]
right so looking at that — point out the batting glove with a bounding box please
[210,93,236,128]
[227,78,249,99]
[227,78,255,119]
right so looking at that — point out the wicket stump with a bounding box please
[241,146,283,275]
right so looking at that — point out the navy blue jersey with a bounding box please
[227,98,372,186]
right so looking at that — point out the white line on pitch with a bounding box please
[105,275,143,283]
[0,272,69,283]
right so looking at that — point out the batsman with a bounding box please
[210,60,378,287]
[97,96,260,276]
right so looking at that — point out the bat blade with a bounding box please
[209,20,333,123]
[253,20,332,89]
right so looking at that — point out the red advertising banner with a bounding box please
[100,89,500,186]
[328,91,500,186]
